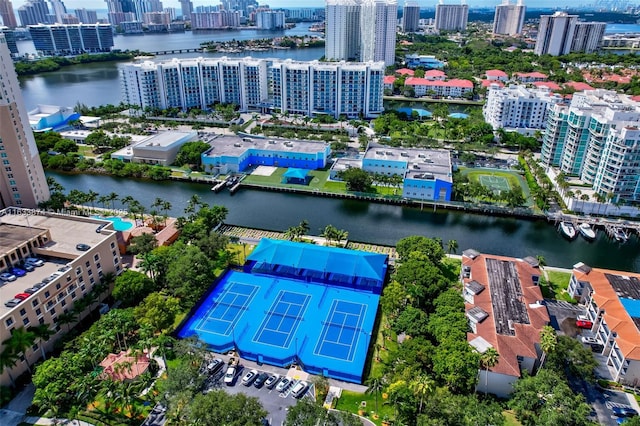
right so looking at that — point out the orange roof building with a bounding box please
[100,350,151,381]
[568,263,640,385]
[462,250,550,397]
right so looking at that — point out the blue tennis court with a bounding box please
[253,291,311,348]
[314,300,366,362]
[192,281,259,336]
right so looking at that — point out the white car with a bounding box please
[291,380,309,398]
[581,336,599,345]
[241,369,258,386]
[223,366,237,385]
[25,257,44,267]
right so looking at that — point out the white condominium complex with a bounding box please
[0,35,50,208]
[483,85,562,134]
[402,1,420,33]
[493,0,525,36]
[434,0,468,32]
[324,0,397,66]
[571,22,606,53]
[121,57,385,119]
[541,90,640,203]
[255,10,285,29]
[534,12,605,56]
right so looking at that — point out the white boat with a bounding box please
[613,227,629,243]
[578,223,596,241]
[559,222,577,240]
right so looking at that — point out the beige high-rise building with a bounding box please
[0,0,18,28]
[0,34,50,208]
[493,0,525,36]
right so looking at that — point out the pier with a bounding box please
[147,48,204,55]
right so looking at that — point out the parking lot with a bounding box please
[204,362,313,426]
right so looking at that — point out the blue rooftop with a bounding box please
[620,298,640,319]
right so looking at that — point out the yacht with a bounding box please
[578,223,596,241]
[559,221,577,240]
[613,227,629,243]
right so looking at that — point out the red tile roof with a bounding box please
[424,69,446,78]
[572,266,640,361]
[383,76,396,84]
[515,71,548,80]
[481,80,504,88]
[533,81,561,91]
[486,69,508,77]
[405,77,473,88]
[463,253,549,378]
[564,81,594,91]
[395,68,415,76]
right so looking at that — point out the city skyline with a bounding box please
[7,0,604,10]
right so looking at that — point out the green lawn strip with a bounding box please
[540,270,575,302]
[334,389,394,425]
[462,168,535,207]
[503,410,523,426]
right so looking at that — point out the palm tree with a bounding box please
[409,375,435,414]
[86,190,99,210]
[479,348,500,396]
[162,201,172,226]
[365,376,385,414]
[0,348,19,387]
[3,327,36,373]
[98,195,109,209]
[538,325,557,370]
[106,192,119,211]
[447,239,458,255]
[56,311,78,333]
[120,195,135,210]
[27,324,54,361]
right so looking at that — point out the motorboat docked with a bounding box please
[559,221,577,240]
[613,227,629,243]
[578,223,596,241]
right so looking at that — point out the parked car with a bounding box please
[291,380,308,398]
[0,272,17,282]
[612,406,638,418]
[581,336,598,345]
[241,369,258,386]
[8,267,27,277]
[224,366,238,385]
[14,293,30,300]
[76,243,91,251]
[576,315,593,329]
[4,298,22,308]
[23,287,39,294]
[32,282,47,290]
[207,358,224,375]
[253,372,269,388]
[19,262,35,272]
[25,257,44,267]
[265,374,280,389]
[275,377,292,393]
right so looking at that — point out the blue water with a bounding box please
[91,215,133,231]
[177,269,379,383]
[449,112,469,119]
[397,107,432,118]
[606,23,640,34]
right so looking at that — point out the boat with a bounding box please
[559,221,577,240]
[578,223,596,241]
[613,227,629,243]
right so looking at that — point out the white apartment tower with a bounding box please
[402,1,420,33]
[325,0,361,62]
[435,0,468,32]
[483,84,562,134]
[0,34,50,208]
[541,90,640,203]
[534,11,578,56]
[360,0,397,66]
[493,0,525,36]
[571,22,606,53]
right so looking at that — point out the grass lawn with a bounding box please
[461,168,534,207]
[503,410,522,426]
[334,389,394,425]
[540,270,575,303]
[77,145,97,158]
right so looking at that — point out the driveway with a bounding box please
[543,299,585,336]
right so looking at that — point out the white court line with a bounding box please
[313,298,368,362]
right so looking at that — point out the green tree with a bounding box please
[409,374,435,414]
[184,390,267,425]
[446,239,458,255]
[539,325,557,369]
[0,348,19,388]
[134,292,181,333]
[3,327,36,373]
[338,167,373,192]
[365,375,386,413]
[113,270,156,307]
[173,141,211,169]
[479,347,500,395]
[396,236,445,264]
[27,324,55,361]
[128,232,158,255]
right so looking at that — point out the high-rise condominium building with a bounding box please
[360,0,397,66]
[435,0,468,32]
[132,0,163,21]
[180,0,193,20]
[75,8,98,24]
[0,0,18,28]
[0,26,17,54]
[29,23,114,55]
[325,0,397,66]
[541,90,640,203]
[49,0,67,24]
[534,12,578,56]
[493,0,525,35]
[18,0,50,26]
[191,10,241,29]
[402,1,420,33]
[221,0,258,16]
[121,57,385,119]
[105,0,136,25]
[0,34,50,208]
[256,10,285,29]
[571,22,606,53]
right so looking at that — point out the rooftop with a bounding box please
[132,130,196,152]
[203,135,329,158]
[364,145,452,183]
[574,266,640,360]
[463,251,549,378]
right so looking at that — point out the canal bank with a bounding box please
[47,171,640,272]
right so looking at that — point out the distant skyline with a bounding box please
[8,0,601,10]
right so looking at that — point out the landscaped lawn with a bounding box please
[334,389,394,426]
[540,270,575,303]
[461,168,534,207]
[503,410,522,426]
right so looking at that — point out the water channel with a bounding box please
[47,171,640,272]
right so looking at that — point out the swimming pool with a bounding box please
[91,216,133,231]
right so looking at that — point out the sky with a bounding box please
[8,0,583,10]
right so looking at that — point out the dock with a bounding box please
[550,213,638,242]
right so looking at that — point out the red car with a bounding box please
[14,293,31,300]
[576,317,593,329]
